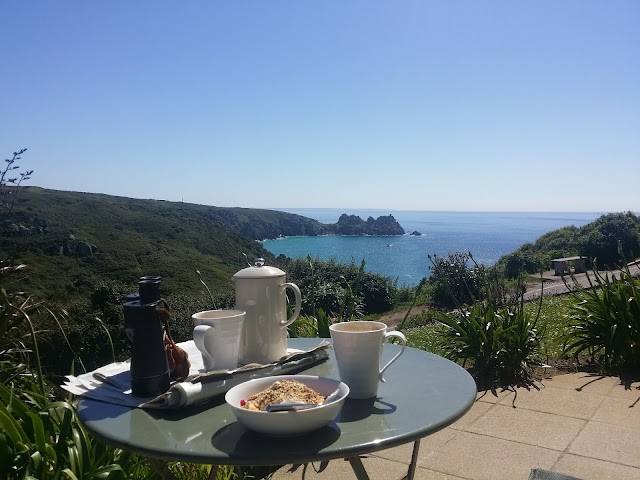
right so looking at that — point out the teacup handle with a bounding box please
[379,330,407,383]
[280,282,302,328]
[193,324,215,370]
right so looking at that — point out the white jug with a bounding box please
[233,259,302,364]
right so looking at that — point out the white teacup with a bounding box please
[192,310,245,372]
[329,321,406,399]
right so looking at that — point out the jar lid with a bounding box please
[233,258,286,279]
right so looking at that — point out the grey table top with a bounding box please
[78,338,477,466]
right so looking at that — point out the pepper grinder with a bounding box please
[123,277,170,397]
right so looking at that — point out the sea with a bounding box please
[262,210,607,287]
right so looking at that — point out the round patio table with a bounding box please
[78,338,477,480]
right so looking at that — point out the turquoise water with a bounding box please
[263,210,606,286]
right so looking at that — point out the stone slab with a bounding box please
[463,404,585,451]
[569,421,640,468]
[269,455,408,480]
[371,428,458,464]
[591,396,640,428]
[418,431,560,480]
[555,453,640,480]
[540,373,617,396]
[499,383,605,419]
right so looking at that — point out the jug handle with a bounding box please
[280,283,301,328]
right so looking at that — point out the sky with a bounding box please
[1,1,638,212]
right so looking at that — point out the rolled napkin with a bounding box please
[62,340,330,409]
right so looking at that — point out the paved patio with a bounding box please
[267,373,640,480]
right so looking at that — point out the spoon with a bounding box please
[265,387,341,412]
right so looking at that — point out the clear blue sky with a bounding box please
[1,1,638,212]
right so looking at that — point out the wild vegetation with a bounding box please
[562,263,640,372]
[436,295,544,388]
[497,211,640,278]
[1,151,639,477]
[0,186,278,302]
[1,183,637,382]
[0,260,142,479]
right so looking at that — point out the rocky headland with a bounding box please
[324,214,405,236]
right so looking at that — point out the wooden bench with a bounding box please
[551,256,587,276]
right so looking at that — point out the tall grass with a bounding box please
[0,260,239,479]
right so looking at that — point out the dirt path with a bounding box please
[377,304,431,328]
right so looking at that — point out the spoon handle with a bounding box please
[265,403,319,412]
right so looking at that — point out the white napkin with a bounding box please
[62,340,330,409]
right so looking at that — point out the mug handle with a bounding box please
[193,324,215,370]
[280,282,302,328]
[379,330,407,383]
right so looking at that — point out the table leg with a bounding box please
[403,440,421,480]
[347,456,371,480]
[348,439,421,480]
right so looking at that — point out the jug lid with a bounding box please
[233,258,286,279]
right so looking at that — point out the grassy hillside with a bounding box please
[0,187,315,302]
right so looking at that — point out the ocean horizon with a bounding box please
[262,209,610,287]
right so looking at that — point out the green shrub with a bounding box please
[283,256,397,316]
[578,212,640,268]
[495,212,640,275]
[427,252,486,309]
[437,297,544,387]
[563,266,640,371]
[503,246,544,279]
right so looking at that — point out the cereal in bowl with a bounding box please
[243,380,324,411]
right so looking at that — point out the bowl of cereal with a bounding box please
[225,375,349,436]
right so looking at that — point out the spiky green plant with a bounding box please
[437,293,544,387]
[562,264,640,371]
[289,309,331,339]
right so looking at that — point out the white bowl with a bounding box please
[225,375,348,436]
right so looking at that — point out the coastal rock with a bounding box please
[0,214,50,236]
[410,231,422,236]
[325,214,405,236]
[60,235,97,257]
[197,207,404,239]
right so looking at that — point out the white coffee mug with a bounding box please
[329,321,406,399]
[192,310,245,372]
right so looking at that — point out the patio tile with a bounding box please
[539,373,617,396]
[418,431,560,480]
[371,427,458,464]
[269,455,408,480]
[448,400,493,430]
[555,453,640,480]
[413,467,470,479]
[476,387,514,404]
[499,382,605,419]
[569,421,640,468]
[463,404,585,451]
[607,378,640,401]
[591,396,640,429]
